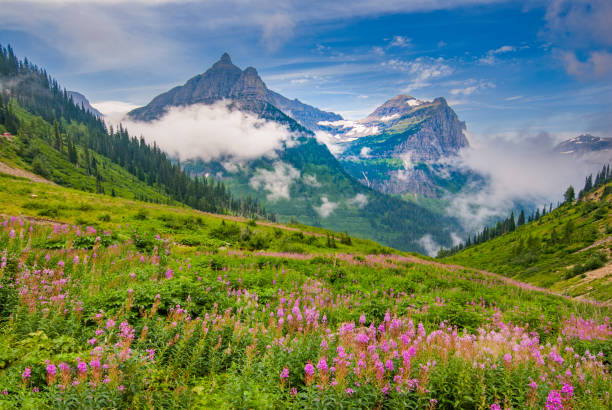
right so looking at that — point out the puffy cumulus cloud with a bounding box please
[249,162,301,201]
[418,234,441,257]
[303,174,322,187]
[121,102,295,162]
[445,131,608,231]
[348,193,369,208]
[314,196,338,218]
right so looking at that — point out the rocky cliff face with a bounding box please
[321,95,471,197]
[127,53,341,130]
[66,91,103,118]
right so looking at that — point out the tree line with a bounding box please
[437,164,611,257]
[0,44,269,219]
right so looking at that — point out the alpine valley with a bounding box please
[0,9,611,408]
[125,54,475,253]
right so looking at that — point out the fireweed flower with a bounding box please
[490,404,501,410]
[545,390,563,410]
[280,367,289,379]
[561,383,574,398]
[46,364,57,377]
[317,358,328,373]
[77,361,87,374]
[304,363,315,376]
[22,367,31,380]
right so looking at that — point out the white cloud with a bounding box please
[348,193,368,208]
[249,161,301,201]
[544,0,612,79]
[446,131,609,231]
[478,45,516,66]
[360,147,372,158]
[418,234,441,257]
[120,101,295,162]
[383,57,453,91]
[559,50,612,80]
[91,100,140,116]
[390,35,411,48]
[314,196,338,218]
[504,95,522,101]
[1,0,509,73]
[450,80,495,96]
[491,45,516,54]
[544,0,612,49]
[303,174,322,187]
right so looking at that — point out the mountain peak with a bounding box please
[219,52,232,64]
[243,66,258,76]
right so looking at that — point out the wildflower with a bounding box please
[22,367,31,380]
[503,353,512,363]
[304,363,315,376]
[359,314,366,325]
[78,361,87,373]
[165,268,174,279]
[561,383,573,398]
[545,390,563,410]
[320,339,328,350]
[490,404,501,410]
[528,381,538,389]
[317,358,328,373]
[280,367,289,379]
[290,387,297,396]
[385,359,394,371]
[106,319,116,329]
[118,385,125,392]
[46,364,57,376]
[346,387,354,396]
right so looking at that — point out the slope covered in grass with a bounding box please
[0,175,610,409]
[444,182,612,302]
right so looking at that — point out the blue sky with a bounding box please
[1,0,611,139]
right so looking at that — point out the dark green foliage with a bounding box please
[0,44,268,221]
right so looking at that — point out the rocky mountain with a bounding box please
[319,95,473,197]
[128,53,341,130]
[127,55,463,253]
[66,91,103,118]
[554,134,612,156]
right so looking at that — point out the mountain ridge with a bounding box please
[128,53,342,131]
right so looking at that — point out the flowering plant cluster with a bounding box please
[0,217,609,409]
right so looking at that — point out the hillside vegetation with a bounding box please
[0,174,610,409]
[444,182,612,302]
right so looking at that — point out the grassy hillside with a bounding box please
[0,174,610,409]
[444,182,612,302]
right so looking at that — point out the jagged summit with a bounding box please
[128,54,341,129]
[219,52,232,64]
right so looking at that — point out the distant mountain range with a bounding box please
[128,53,462,253]
[318,94,474,197]
[66,91,103,118]
[554,134,612,156]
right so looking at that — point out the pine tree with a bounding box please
[564,186,575,204]
[517,210,525,226]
